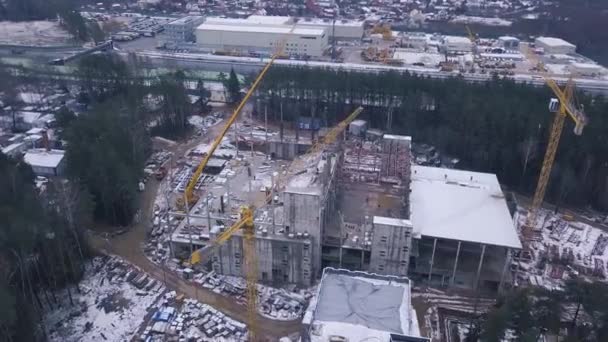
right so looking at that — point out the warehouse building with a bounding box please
[195,21,328,57]
[163,16,205,43]
[297,17,364,40]
[535,37,576,54]
[442,35,472,53]
[303,268,426,342]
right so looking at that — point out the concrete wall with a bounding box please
[297,20,364,40]
[283,191,322,276]
[369,217,413,276]
[268,140,311,160]
[212,233,313,285]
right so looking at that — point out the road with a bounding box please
[125,50,608,96]
[89,113,303,340]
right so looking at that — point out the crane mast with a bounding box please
[521,47,587,251]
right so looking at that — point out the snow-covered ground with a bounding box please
[516,207,608,288]
[0,21,73,46]
[138,292,248,341]
[44,256,165,342]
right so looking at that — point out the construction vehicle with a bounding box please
[521,47,587,252]
[187,107,364,340]
[371,23,393,40]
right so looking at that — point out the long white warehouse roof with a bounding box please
[535,37,576,48]
[197,23,325,36]
[410,165,522,249]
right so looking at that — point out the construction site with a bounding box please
[64,17,604,340]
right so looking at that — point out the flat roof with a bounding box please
[168,16,203,25]
[373,216,412,228]
[197,23,325,36]
[309,268,418,342]
[297,18,365,28]
[384,134,412,141]
[23,149,65,168]
[443,36,471,44]
[247,15,292,26]
[410,165,522,249]
[536,36,576,48]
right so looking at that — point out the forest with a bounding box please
[255,66,608,211]
[468,278,608,341]
[0,153,92,341]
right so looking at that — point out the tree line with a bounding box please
[255,66,608,211]
[468,278,608,341]
[0,153,92,341]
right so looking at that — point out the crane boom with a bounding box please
[182,24,297,205]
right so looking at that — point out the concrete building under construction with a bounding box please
[170,118,521,291]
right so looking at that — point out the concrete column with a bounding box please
[428,238,437,283]
[206,195,212,232]
[226,177,231,213]
[361,249,365,270]
[264,104,268,154]
[271,172,276,233]
[450,241,462,286]
[498,248,511,293]
[474,244,486,290]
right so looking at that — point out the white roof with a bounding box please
[2,142,24,155]
[247,15,292,26]
[310,268,419,342]
[23,149,65,168]
[350,119,366,127]
[373,216,412,228]
[197,23,324,36]
[410,165,522,249]
[383,134,412,141]
[19,111,42,124]
[443,35,472,44]
[168,15,203,25]
[535,36,575,48]
[571,62,603,71]
[297,18,364,28]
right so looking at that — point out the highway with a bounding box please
[2,43,608,95]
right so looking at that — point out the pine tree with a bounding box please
[227,68,241,104]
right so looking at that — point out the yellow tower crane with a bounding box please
[188,106,364,340]
[176,24,297,211]
[522,47,587,250]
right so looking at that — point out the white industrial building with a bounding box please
[196,17,328,57]
[498,36,519,49]
[194,15,364,57]
[297,17,364,40]
[535,37,576,54]
[23,149,66,177]
[163,16,205,43]
[569,62,605,77]
[442,35,472,53]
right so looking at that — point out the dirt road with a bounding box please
[89,113,303,340]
